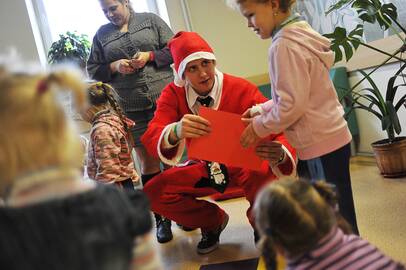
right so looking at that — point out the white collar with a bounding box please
[186,69,224,114]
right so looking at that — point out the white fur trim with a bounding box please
[174,52,216,87]
[157,123,186,166]
[270,144,297,178]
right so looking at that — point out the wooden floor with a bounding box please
[152,156,406,270]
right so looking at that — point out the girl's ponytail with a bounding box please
[258,235,278,270]
[39,70,86,110]
[312,181,353,234]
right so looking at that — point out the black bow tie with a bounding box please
[197,96,213,107]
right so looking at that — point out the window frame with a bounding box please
[27,0,170,64]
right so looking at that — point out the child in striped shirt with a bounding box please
[254,179,405,270]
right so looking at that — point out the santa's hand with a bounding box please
[176,114,211,140]
[255,141,285,166]
[240,123,261,148]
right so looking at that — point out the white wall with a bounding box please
[0,0,42,62]
[165,0,270,78]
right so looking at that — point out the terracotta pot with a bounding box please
[371,136,406,177]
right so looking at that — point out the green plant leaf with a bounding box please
[324,25,364,63]
[386,63,406,103]
[386,102,401,134]
[47,31,91,65]
[381,115,391,130]
[353,104,382,119]
[325,0,355,15]
[359,70,386,109]
[352,0,397,30]
[395,94,406,111]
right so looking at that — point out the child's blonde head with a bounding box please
[227,0,295,12]
[0,65,86,194]
[254,179,337,267]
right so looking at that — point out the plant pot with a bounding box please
[371,136,406,178]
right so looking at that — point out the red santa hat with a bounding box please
[168,31,216,87]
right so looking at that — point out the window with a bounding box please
[30,0,171,57]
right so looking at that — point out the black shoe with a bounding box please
[254,229,261,248]
[254,229,260,243]
[197,213,229,254]
[177,223,196,232]
[156,218,173,243]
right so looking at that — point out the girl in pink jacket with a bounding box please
[229,0,358,234]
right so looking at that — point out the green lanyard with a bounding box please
[271,13,302,38]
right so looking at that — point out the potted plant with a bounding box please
[324,0,406,177]
[47,31,91,69]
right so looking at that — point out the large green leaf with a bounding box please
[324,25,364,63]
[352,0,397,30]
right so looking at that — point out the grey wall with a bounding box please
[0,0,42,62]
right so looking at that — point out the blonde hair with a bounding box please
[254,179,337,269]
[0,66,86,194]
[226,0,295,12]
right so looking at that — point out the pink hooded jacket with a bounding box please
[253,21,352,160]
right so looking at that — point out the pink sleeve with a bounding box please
[253,43,311,138]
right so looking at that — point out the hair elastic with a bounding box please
[37,79,48,94]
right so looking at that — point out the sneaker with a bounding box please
[197,213,229,254]
[156,218,173,243]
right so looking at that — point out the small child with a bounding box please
[81,82,139,189]
[228,0,359,234]
[254,179,405,270]
[0,63,159,270]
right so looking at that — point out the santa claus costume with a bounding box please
[141,31,296,254]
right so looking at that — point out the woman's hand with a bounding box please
[169,114,211,144]
[240,122,261,148]
[130,52,150,69]
[255,141,285,166]
[110,59,137,74]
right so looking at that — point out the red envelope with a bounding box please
[188,107,266,171]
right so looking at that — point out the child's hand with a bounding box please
[240,123,261,148]
[241,108,252,119]
[241,109,254,125]
[241,106,262,125]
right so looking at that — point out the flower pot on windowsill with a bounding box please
[371,137,406,177]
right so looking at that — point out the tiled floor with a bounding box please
[153,156,406,270]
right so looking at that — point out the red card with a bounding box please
[188,107,266,171]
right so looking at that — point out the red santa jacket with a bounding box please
[141,73,296,176]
